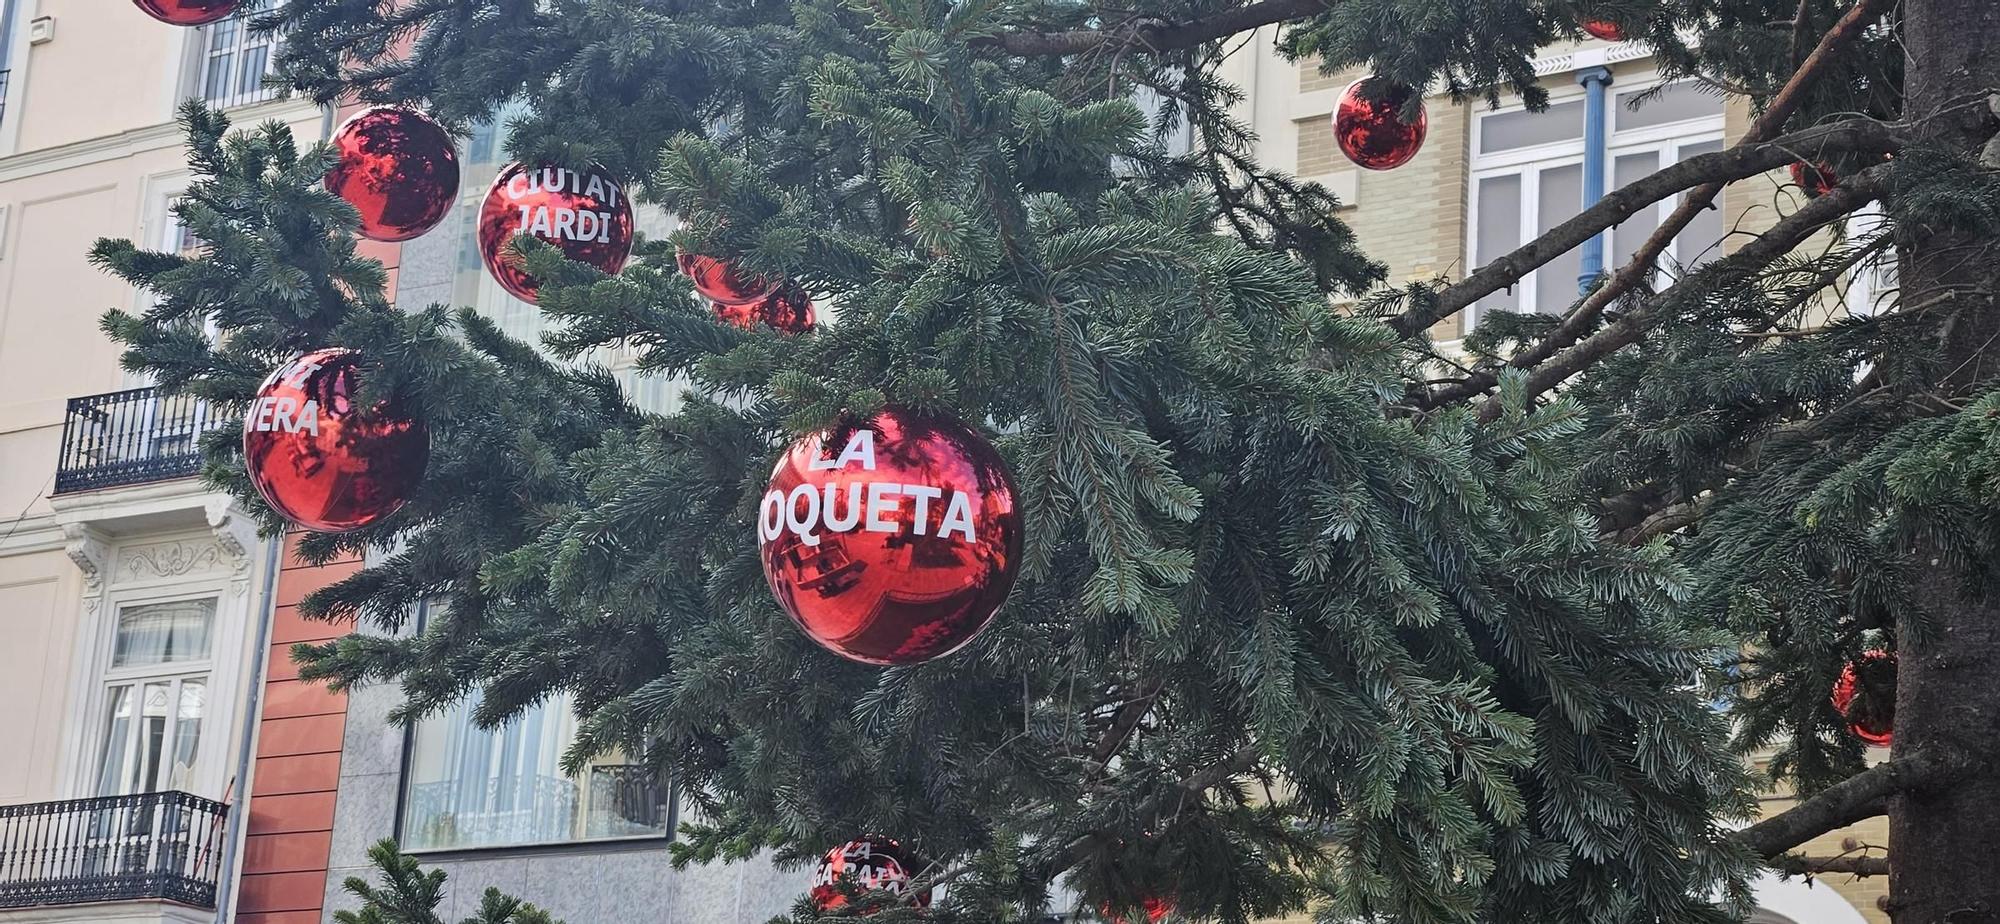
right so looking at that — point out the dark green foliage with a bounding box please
[100,0,2000,920]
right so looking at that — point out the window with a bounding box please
[401,689,670,851]
[194,2,282,109]
[1845,203,1898,318]
[1467,78,1725,327]
[95,599,215,796]
[0,0,21,131]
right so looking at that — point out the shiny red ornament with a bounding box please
[1831,649,1896,747]
[132,0,237,25]
[243,349,427,533]
[678,252,777,307]
[758,283,817,334]
[1333,78,1428,171]
[1789,161,1840,198]
[810,836,931,912]
[1580,18,1627,41]
[477,163,634,304]
[1101,898,1174,923]
[324,107,460,243]
[759,408,1022,665]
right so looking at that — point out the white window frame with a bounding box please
[87,591,221,799]
[1465,73,1725,329]
[184,3,283,111]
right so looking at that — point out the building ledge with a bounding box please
[0,899,213,924]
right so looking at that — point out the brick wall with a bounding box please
[1294,61,1471,340]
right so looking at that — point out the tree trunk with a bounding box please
[1890,0,2000,918]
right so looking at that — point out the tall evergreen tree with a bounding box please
[90,0,2000,920]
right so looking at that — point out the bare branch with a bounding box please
[1737,751,1961,858]
[1614,496,1712,545]
[1419,164,1887,414]
[1087,679,1166,779]
[1386,118,1905,338]
[980,0,1333,57]
[1475,0,1898,369]
[1769,854,1892,877]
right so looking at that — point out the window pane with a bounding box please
[1610,151,1661,271]
[1473,174,1522,318]
[402,690,668,850]
[1536,163,1585,313]
[204,53,232,101]
[172,679,205,791]
[1479,99,1584,153]
[96,686,135,795]
[238,45,269,98]
[114,599,215,667]
[138,681,172,793]
[1673,140,1727,273]
[1615,80,1723,132]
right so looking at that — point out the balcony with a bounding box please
[0,791,229,910]
[54,387,221,496]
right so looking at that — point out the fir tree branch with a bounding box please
[1087,678,1167,778]
[1613,496,1712,545]
[1769,854,1891,876]
[1385,118,1906,338]
[980,0,1334,56]
[1737,751,1961,858]
[1451,0,1898,376]
[1420,164,1889,413]
[1039,744,1265,879]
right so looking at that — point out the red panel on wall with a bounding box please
[242,831,336,874]
[251,753,342,795]
[239,912,326,924]
[237,364,399,922]
[255,714,346,758]
[239,869,339,914]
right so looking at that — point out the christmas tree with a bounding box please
[89,0,2000,920]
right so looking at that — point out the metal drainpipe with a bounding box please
[1576,66,1614,295]
[211,533,282,924]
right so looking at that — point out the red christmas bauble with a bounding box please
[324,107,460,243]
[677,252,777,307]
[759,408,1022,665]
[1580,18,1627,41]
[1831,649,1896,747]
[477,163,634,304]
[1101,898,1174,923]
[759,283,817,334]
[1333,78,1428,171]
[1789,161,1840,198]
[810,836,931,912]
[133,0,236,25]
[243,349,427,533]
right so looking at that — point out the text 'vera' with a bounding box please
[250,357,325,434]
[758,429,978,548]
[506,167,619,244]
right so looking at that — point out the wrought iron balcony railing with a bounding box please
[0,791,229,910]
[54,387,221,495]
